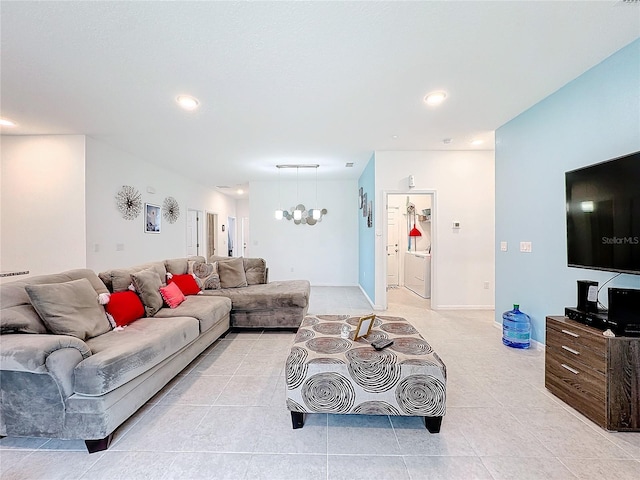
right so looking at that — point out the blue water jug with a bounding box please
[502,304,531,349]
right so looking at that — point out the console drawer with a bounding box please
[546,326,605,374]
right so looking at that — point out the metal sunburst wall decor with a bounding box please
[163,196,180,224]
[115,185,142,220]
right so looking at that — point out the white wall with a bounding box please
[374,151,495,309]
[85,137,237,272]
[249,179,358,285]
[1,135,87,281]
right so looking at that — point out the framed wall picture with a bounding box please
[367,201,373,228]
[362,193,368,217]
[144,203,161,233]
[354,314,375,340]
[359,187,363,208]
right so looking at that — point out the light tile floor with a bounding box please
[1,286,639,479]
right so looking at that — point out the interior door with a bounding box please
[387,206,400,286]
[186,209,200,256]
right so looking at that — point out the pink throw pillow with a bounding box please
[159,282,185,309]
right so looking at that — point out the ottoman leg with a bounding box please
[291,411,305,429]
[424,416,442,433]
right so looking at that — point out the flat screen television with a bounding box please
[565,151,640,275]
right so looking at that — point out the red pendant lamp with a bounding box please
[409,213,422,251]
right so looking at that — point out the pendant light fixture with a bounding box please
[274,164,326,225]
[408,203,422,251]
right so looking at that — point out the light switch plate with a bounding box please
[520,241,532,253]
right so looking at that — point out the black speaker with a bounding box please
[577,280,598,312]
[608,287,640,337]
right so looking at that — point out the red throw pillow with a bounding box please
[160,282,186,309]
[105,291,145,327]
[168,274,201,296]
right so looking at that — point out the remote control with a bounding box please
[371,338,394,350]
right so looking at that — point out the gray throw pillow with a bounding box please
[218,258,248,288]
[165,258,188,275]
[130,268,163,316]
[25,278,111,340]
[244,258,267,285]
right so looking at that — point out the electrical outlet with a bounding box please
[116,243,125,251]
[500,241,507,252]
[520,241,532,253]
[483,281,490,289]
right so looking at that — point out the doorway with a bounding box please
[227,216,237,257]
[206,212,218,260]
[186,209,203,257]
[385,191,435,309]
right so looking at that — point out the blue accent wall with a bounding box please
[358,154,376,300]
[495,39,640,343]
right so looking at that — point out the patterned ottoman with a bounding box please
[285,314,447,433]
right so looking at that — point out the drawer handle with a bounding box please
[561,329,580,338]
[561,363,579,375]
[561,345,580,355]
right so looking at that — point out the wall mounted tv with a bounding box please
[565,151,640,275]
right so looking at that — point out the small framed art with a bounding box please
[354,314,375,340]
[145,203,161,233]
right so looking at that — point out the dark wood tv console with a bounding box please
[545,316,640,431]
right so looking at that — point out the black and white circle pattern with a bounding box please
[313,322,345,335]
[301,317,319,327]
[294,328,315,343]
[306,337,352,354]
[380,322,418,335]
[389,337,433,355]
[395,374,446,416]
[352,401,401,416]
[302,372,355,413]
[345,347,401,392]
[286,347,308,389]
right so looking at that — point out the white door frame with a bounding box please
[382,190,437,310]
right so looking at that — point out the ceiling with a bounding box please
[1,1,639,197]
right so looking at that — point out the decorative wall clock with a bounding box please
[115,185,142,220]
[162,196,180,224]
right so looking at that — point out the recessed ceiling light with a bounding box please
[470,139,484,146]
[236,188,244,195]
[345,162,354,168]
[176,95,199,110]
[424,91,447,106]
[0,118,17,127]
[391,135,399,139]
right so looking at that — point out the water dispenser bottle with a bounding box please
[502,304,531,349]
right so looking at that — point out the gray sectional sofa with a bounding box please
[0,256,310,453]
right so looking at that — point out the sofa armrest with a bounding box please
[0,333,91,374]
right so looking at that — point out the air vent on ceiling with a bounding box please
[216,185,231,189]
[617,0,639,4]
[345,162,354,168]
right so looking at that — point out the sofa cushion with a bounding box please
[218,258,248,288]
[25,278,112,340]
[105,291,145,327]
[165,258,188,275]
[1,269,109,335]
[192,262,220,290]
[99,261,167,293]
[131,268,164,317]
[168,274,201,296]
[153,295,231,333]
[76,316,200,396]
[202,280,310,311]
[159,282,186,309]
[244,258,267,285]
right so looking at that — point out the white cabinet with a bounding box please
[404,252,431,299]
